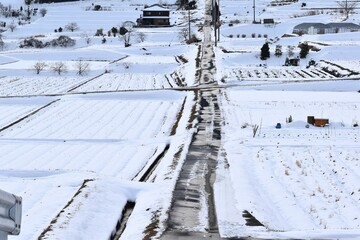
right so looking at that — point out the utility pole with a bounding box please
[217,0,220,42]
[213,0,217,46]
[345,0,348,18]
[253,0,256,23]
[212,0,220,47]
[188,8,191,41]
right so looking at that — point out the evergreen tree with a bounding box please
[111,27,118,37]
[260,42,270,60]
[299,42,310,58]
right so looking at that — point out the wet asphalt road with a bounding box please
[161,0,224,238]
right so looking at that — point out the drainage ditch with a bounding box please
[109,144,170,240]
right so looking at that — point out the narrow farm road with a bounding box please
[161,0,224,239]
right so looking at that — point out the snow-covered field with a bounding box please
[0,0,359,239]
[1,90,195,240]
[216,90,360,239]
[213,0,359,238]
[0,0,200,238]
[0,76,89,96]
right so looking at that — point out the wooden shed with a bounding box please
[314,119,329,127]
[263,19,275,24]
[307,116,329,127]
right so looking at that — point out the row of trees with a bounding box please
[33,60,90,75]
[93,22,147,47]
[0,3,47,19]
[260,42,310,60]
[53,22,79,33]
[2,25,146,51]
[20,35,76,48]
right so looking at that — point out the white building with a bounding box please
[293,22,360,35]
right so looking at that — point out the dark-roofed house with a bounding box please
[136,4,170,27]
[293,22,360,35]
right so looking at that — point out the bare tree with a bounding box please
[82,34,91,44]
[178,27,189,42]
[51,62,67,75]
[252,124,259,138]
[65,22,79,32]
[275,44,282,57]
[0,3,5,16]
[8,21,17,32]
[137,32,146,43]
[119,21,135,47]
[33,61,47,74]
[338,0,358,19]
[122,62,132,69]
[0,34,4,51]
[95,28,103,36]
[2,4,12,18]
[39,8,47,17]
[0,39,4,51]
[74,59,90,76]
[287,45,295,57]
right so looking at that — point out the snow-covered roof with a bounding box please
[294,23,326,30]
[327,22,360,29]
[143,4,169,12]
[294,22,360,30]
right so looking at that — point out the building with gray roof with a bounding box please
[293,22,360,35]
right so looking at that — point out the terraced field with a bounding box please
[0,90,195,240]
